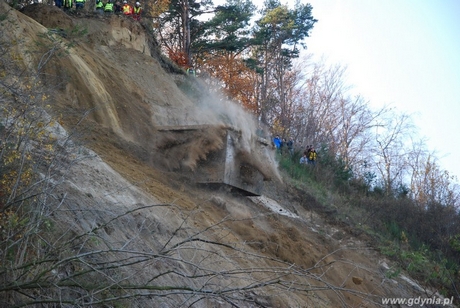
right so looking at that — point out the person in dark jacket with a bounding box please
[75,0,85,10]
[114,1,122,14]
[287,137,294,156]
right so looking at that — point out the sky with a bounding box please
[300,0,460,180]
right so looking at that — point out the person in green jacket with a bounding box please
[95,0,104,13]
[104,0,114,14]
[63,0,73,11]
[186,66,196,77]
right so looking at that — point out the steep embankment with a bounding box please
[3,3,451,307]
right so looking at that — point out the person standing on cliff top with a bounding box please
[75,0,85,10]
[114,0,123,14]
[104,0,114,14]
[132,2,142,21]
[95,0,104,13]
[122,0,132,15]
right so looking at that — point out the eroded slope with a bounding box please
[2,3,450,307]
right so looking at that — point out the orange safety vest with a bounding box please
[122,4,132,14]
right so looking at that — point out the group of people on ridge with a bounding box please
[55,0,142,20]
[55,0,86,11]
[273,135,294,156]
[96,0,142,19]
[300,145,317,165]
[273,135,317,166]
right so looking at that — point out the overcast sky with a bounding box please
[301,0,460,180]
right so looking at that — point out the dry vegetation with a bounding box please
[0,3,458,307]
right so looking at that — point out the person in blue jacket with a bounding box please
[273,135,281,150]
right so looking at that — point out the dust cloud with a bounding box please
[153,125,227,171]
[154,78,281,183]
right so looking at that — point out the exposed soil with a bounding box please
[4,3,453,307]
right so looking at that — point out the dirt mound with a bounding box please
[21,3,74,29]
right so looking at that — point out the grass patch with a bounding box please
[276,151,460,297]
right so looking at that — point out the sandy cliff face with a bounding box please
[2,3,451,307]
[18,4,195,139]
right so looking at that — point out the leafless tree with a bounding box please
[287,60,388,169]
[371,111,414,195]
[407,140,459,208]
